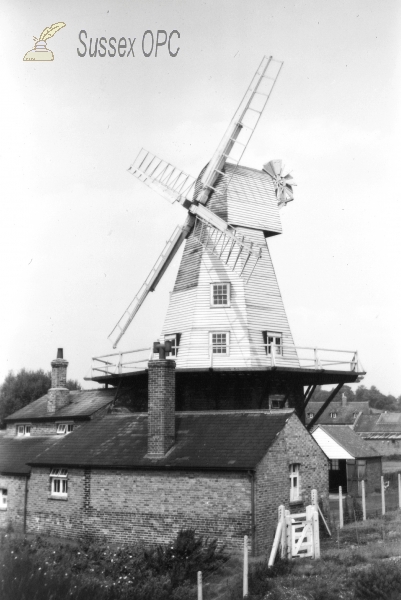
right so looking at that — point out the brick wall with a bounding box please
[0,475,27,532]
[26,467,251,551]
[255,413,329,555]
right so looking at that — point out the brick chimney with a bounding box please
[147,358,175,457]
[47,348,70,413]
[341,392,347,407]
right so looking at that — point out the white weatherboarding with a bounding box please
[109,56,298,370]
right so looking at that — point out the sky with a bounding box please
[1,0,400,394]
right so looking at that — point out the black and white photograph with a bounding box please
[0,1,400,598]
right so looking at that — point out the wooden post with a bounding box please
[311,489,318,508]
[243,535,248,598]
[285,511,292,558]
[268,521,283,567]
[398,473,401,510]
[381,475,385,516]
[312,505,320,559]
[339,486,344,529]
[361,479,366,521]
[278,505,286,559]
[197,571,202,600]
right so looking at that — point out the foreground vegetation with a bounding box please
[3,513,401,599]
[0,529,225,600]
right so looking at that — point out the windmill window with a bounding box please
[49,468,68,498]
[16,424,31,437]
[211,283,230,307]
[210,332,229,355]
[330,460,340,471]
[0,489,7,510]
[330,412,337,419]
[164,334,181,357]
[56,423,74,435]
[262,331,282,355]
[289,464,301,502]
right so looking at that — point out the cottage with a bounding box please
[0,352,329,555]
[312,425,382,495]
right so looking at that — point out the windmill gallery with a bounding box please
[0,57,365,555]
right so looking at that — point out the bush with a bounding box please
[354,561,401,599]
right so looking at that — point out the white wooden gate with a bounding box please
[278,501,320,560]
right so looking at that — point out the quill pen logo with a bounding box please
[23,22,66,61]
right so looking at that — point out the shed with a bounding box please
[312,425,382,495]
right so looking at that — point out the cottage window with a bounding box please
[262,331,283,356]
[211,283,230,307]
[289,464,301,502]
[353,412,358,419]
[210,332,229,354]
[17,424,31,436]
[330,460,340,470]
[56,423,74,435]
[307,412,314,419]
[50,468,68,498]
[330,412,337,419]
[164,333,181,357]
[0,489,7,510]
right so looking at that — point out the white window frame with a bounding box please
[209,331,230,355]
[262,331,283,356]
[289,463,301,502]
[56,423,74,435]
[16,424,31,437]
[164,334,181,357]
[0,489,7,510]
[50,468,68,498]
[307,412,314,419]
[330,412,337,419]
[210,283,231,307]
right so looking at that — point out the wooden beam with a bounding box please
[300,384,317,416]
[306,383,343,430]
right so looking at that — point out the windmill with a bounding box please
[109,56,298,370]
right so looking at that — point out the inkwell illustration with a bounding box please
[23,22,66,61]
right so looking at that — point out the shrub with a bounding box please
[354,561,401,599]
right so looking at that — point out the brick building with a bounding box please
[0,350,329,555]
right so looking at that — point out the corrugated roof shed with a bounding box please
[355,413,401,438]
[314,425,380,459]
[0,433,59,474]
[5,389,115,422]
[30,410,293,471]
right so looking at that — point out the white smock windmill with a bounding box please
[109,56,298,370]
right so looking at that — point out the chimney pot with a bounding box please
[57,348,64,359]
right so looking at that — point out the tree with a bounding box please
[0,369,81,427]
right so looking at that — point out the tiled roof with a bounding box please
[30,410,293,470]
[5,389,115,422]
[0,433,59,474]
[318,425,380,459]
[306,402,370,425]
[355,413,401,434]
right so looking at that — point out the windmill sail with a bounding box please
[108,217,193,348]
[197,56,283,205]
[128,148,196,207]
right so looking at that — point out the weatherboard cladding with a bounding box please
[317,425,380,459]
[5,389,115,422]
[29,411,291,470]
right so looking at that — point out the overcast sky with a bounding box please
[1,0,400,395]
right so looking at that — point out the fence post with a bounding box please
[243,535,248,598]
[279,504,286,559]
[381,476,385,516]
[361,479,366,521]
[339,486,344,529]
[311,489,318,508]
[197,571,202,600]
[399,474,401,510]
